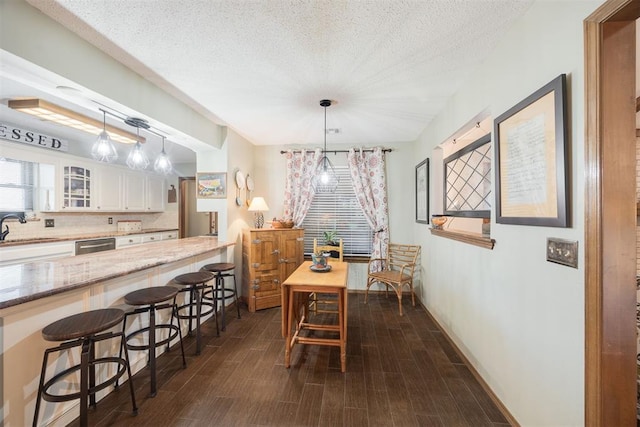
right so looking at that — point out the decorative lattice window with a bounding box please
[444,134,491,218]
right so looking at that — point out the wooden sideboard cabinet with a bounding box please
[242,228,304,312]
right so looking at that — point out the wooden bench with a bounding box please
[365,243,421,316]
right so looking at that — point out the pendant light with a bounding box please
[126,127,149,170]
[91,110,118,163]
[153,136,173,174]
[311,99,339,193]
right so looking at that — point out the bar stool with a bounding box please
[202,262,240,331]
[33,308,137,427]
[173,271,217,355]
[119,286,186,397]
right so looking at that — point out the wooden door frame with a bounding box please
[178,176,194,239]
[584,0,638,425]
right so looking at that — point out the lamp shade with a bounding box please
[248,197,269,211]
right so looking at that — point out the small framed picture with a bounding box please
[196,172,227,199]
[415,158,429,224]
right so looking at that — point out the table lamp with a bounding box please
[248,197,269,228]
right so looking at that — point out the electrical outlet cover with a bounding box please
[546,238,578,268]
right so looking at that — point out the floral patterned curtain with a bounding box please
[283,149,322,226]
[347,147,389,265]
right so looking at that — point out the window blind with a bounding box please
[301,166,373,256]
[0,158,35,211]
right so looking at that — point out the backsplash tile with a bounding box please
[2,211,177,241]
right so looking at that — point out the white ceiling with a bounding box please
[23,0,536,148]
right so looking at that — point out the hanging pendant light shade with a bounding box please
[153,136,173,174]
[126,127,149,170]
[91,110,118,163]
[311,99,339,193]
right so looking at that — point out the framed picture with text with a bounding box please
[415,158,429,224]
[494,74,569,227]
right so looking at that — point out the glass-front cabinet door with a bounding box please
[62,165,92,209]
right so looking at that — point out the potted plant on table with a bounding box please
[323,230,341,258]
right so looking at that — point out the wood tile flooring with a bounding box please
[80,293,511,426]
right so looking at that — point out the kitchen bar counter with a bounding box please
[1,235,232,426]
[0,227,178,247]
[0,236,232,309]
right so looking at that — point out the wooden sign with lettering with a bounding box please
[0,122,69,152]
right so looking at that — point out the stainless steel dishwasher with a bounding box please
[75,238,116,255]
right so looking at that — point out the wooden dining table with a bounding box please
[281,260,349,372]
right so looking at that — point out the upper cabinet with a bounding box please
[1,141,168,213]
[61,163,93,210]
[51,163,166,213]
[146,176,165,212]
[95,168,123,211]
[123,171,146,211]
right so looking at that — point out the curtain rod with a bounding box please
[280,148,393,154]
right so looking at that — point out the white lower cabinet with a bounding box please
[142,233,161,243]
[0,241,75,266]
[161,231,177,240]
[116,230,177,248]
[116,235,143,249]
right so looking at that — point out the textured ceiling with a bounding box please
[27,0,535,147]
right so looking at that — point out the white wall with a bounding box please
[414,2,600,425]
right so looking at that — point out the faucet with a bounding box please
[0,213,27,241]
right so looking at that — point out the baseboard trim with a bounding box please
[418,301,520,427]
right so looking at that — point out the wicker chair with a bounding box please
[365,243,421,315]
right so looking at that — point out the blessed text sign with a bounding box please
[0,122,69,152]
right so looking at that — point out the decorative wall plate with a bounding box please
[235,170,246,190]
[245,175,255,206]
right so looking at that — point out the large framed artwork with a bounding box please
[196,172,227,199]
[415,158,429,224]
[494,74,569,227]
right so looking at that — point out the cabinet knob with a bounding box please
[271,249,280,255]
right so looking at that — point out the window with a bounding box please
[444,133,491,218]
[0,158,35,211]
[301,166,373,257]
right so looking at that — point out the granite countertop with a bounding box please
[0,236,233,310]
[0,228,178,247]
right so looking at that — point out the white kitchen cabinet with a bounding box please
[161,230,177,240]
[95,168,123,211]
[123,171,146,211]
[60,163,93,210]
[146,176,165,212]
[0,241,75,267]
[142,233,161,243]
[115,235,143,249]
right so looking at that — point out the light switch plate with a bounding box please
[546,238,578,268]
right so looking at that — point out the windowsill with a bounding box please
[429,228,495,250]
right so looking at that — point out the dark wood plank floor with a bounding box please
[79,293,511,426]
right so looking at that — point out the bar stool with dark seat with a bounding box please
[33,308,137,427]
[202,262,240,331]
[173,271,217,355]
[119,286,186,397]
